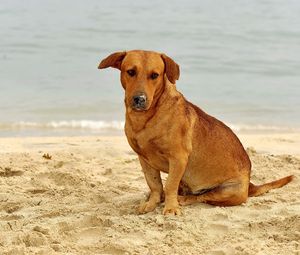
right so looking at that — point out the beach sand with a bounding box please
[0,133,299,255]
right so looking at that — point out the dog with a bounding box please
[98,50,293,215]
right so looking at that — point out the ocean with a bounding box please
[1,0,300,136]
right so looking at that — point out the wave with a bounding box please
[0,120,299,133]
[0,120,125,130]
[228,123,300,133]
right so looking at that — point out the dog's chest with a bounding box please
[127,131,170,172]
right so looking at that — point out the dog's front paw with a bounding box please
[163,205,181,216]
[138,201,158,214]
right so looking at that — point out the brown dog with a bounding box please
[98,50,293,215]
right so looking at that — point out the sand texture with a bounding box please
[0,134,299,255]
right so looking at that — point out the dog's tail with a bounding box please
[248,175,294,197]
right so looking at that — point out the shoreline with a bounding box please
[1,120,300,138]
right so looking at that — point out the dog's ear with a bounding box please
[161,54,180,84]
[98,51,126,70]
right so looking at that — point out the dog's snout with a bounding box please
[132,94,147,110]
[133,95,146,105]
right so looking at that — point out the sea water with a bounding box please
[0,0,300,136]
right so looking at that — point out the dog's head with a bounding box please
[98,50,180,111]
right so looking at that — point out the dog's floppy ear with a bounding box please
[161,54,180,84]
[98,51,126,70]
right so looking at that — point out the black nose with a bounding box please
[132,94,147,109]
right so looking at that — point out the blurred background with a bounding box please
[0,0,299,136]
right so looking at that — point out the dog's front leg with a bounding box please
[138,157,164,214]
[163,156,188,216]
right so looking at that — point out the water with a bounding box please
[1,0,300,136]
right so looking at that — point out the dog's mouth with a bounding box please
[131,105,148,112]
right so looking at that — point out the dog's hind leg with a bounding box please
[178,176,249,207]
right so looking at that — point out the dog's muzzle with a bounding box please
[132,93,147,110]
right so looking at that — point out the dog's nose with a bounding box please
[132,94,147,110]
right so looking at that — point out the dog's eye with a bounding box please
[127,69,136,77]
[150,72,159,80]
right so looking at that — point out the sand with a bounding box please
[0,133,299,255]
